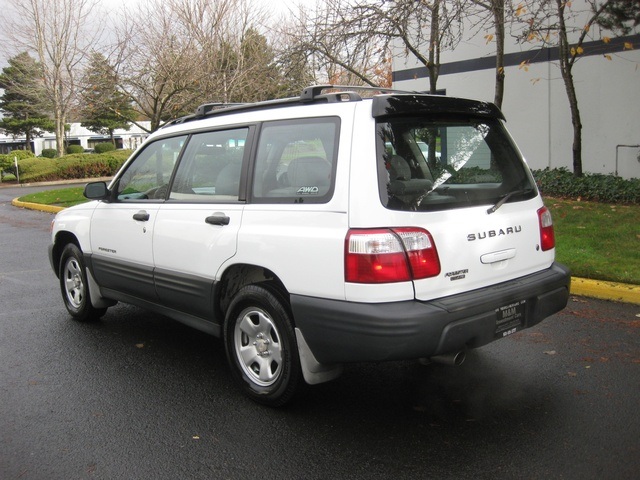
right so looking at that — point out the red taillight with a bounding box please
[345,228,440,283]
[538,206,555,251]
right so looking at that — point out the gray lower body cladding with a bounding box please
[291,263,571,364]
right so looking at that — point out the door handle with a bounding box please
[133,211,150,222]
[205,213,230,226]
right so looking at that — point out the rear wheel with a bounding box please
[59,243,106,322]
[223,284,301,407]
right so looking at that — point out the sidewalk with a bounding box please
[8,181,640,306]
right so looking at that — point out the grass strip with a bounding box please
[18,187,87,208]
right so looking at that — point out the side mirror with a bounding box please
[84,181,111,201]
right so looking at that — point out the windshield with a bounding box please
[377,117,536,212]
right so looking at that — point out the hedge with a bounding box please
[0,149,35,171]
[532,168,639,204]
[6,150,132,183]
[53,153,128,180]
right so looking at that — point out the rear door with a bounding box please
[152,127,251,320]
[373,111,551,301]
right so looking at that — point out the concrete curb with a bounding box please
[9,191,640,306]
[570,278,640,305]
[11,198,65,213]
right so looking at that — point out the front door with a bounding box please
[89,136,187,301]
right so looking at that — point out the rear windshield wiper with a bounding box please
[487,188,534,214]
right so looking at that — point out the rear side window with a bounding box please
[377,117,536,211]
[169,128,248,201]
[252,117,339,203]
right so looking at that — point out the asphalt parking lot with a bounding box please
[1,186,639,479]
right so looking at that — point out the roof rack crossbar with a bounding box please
[300,84,417,101]
[195,102,247,118]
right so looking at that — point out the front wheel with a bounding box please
[223,284,302,407]
[59,243,106,322]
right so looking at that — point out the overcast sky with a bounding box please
[0,0,319,69]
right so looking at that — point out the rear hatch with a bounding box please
[370,95,555,301]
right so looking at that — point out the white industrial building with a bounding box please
[0,122,150,156]
[391,3,640,179]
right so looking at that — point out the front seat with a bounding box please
[286,156,331,188]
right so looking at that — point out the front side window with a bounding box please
[378,118,536,211]
[252,117,339,203]
[169,128,248,201]
[116,136,187,201]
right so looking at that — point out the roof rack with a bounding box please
[195,102,247,117]
[300,84,417,101]
[162,84,421,128]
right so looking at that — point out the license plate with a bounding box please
[495,300,526,338]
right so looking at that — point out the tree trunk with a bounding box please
[25,130,32,153]
[562,58,584,177]
[493,0,505,109]
[55,117,66,158]
[428,1,440,94]
[556,0,583,177]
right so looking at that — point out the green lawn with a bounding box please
[19,189,640,284]
[19,187,88,208]
[546,198,639,285]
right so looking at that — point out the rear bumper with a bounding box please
[291,263,570,364]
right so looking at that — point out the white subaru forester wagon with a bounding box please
[49,85,571,406]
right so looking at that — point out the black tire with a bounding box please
[59,243,107,322]
[223,284,302,407]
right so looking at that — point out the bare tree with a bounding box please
[520,0,640,177]
[204,0,277,103]
[270,8,324,96]
[4,0,102,157]
[112,0,209,132]
[113,0,274,132]
[281,0,398,88]
[282,0,464,92]
[467,0,512,108]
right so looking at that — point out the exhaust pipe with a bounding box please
[429,350,466,366]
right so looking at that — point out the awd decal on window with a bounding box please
[297,186,320,195]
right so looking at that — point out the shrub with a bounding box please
[1,150,37,180]
[54,150,130,180]
[66,145,84,154]
[41,148,58,158]
[11,157,57,182]
[532,168,640,204]
[7,149,35,161]
[11,150,131,183]
[94,142,116,154]
[1,149,35,172]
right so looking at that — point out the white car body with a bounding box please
[49,86,570,405]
